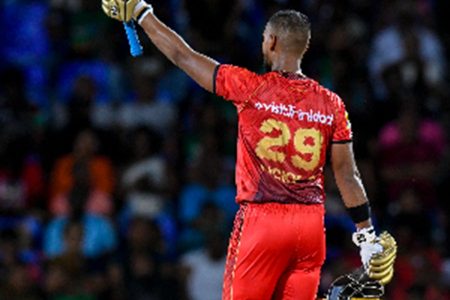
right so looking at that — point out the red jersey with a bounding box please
[214,65,352,204]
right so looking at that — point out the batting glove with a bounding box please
[352,227,397,285]
[102,0,152,23]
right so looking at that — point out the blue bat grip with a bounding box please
[123,21,143,57]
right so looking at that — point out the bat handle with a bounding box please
[123,21,143,57]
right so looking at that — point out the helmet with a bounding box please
[326,268,384,300]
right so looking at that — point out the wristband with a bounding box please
[134,3,153,25]
[347,202,371,224]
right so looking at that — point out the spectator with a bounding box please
[121,128,169,219]
[0,137,45,214]
[119,217,179,300]
[180,232,227,300]
[117,58,177,135]
[0,228,43,299]
[0,1,50,106]
[43,183,117,259]
[46,220,92,299]
[0,262,42,299]
[180,104,238,232]
[377,102,446,206]
[369,1,446,99]
[49,129,115,216]
[119,127,178,255]
[178,155,237,251]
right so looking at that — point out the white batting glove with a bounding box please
[352,226,383,268]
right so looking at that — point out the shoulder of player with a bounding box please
[219,64,260,77]
[313,83,343,105]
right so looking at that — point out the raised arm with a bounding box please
[139,12,219,92]
[102,0,219,92]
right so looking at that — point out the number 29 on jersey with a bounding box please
[255,118,324,182]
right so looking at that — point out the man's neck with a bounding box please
[271,56,304,75]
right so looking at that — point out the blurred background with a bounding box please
[0,0,449,299]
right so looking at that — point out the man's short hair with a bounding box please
[267,10,311,55]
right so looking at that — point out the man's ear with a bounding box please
[269,34,277,51]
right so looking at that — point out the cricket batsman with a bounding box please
[102,2,397,299]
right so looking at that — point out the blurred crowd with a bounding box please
[0,0,449,299]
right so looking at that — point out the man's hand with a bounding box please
[353,227,397,285]
[102,0,150,22]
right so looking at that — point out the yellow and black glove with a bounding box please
[353,227,397,285]
[102,0,151,23]
[367,231,397,285]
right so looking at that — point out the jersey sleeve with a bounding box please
[214,64,264,105]
[332,95,353,143]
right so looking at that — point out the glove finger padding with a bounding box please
[369,252,396,272]
[372,267,394,285]
[101,0,137,22]
[102,0,120,21]
[367,232,397,285]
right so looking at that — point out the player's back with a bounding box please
[215,65,352,204]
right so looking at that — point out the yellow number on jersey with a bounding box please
[255,119,323,175]
[255,119,291,163]
[292,128,323,171]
